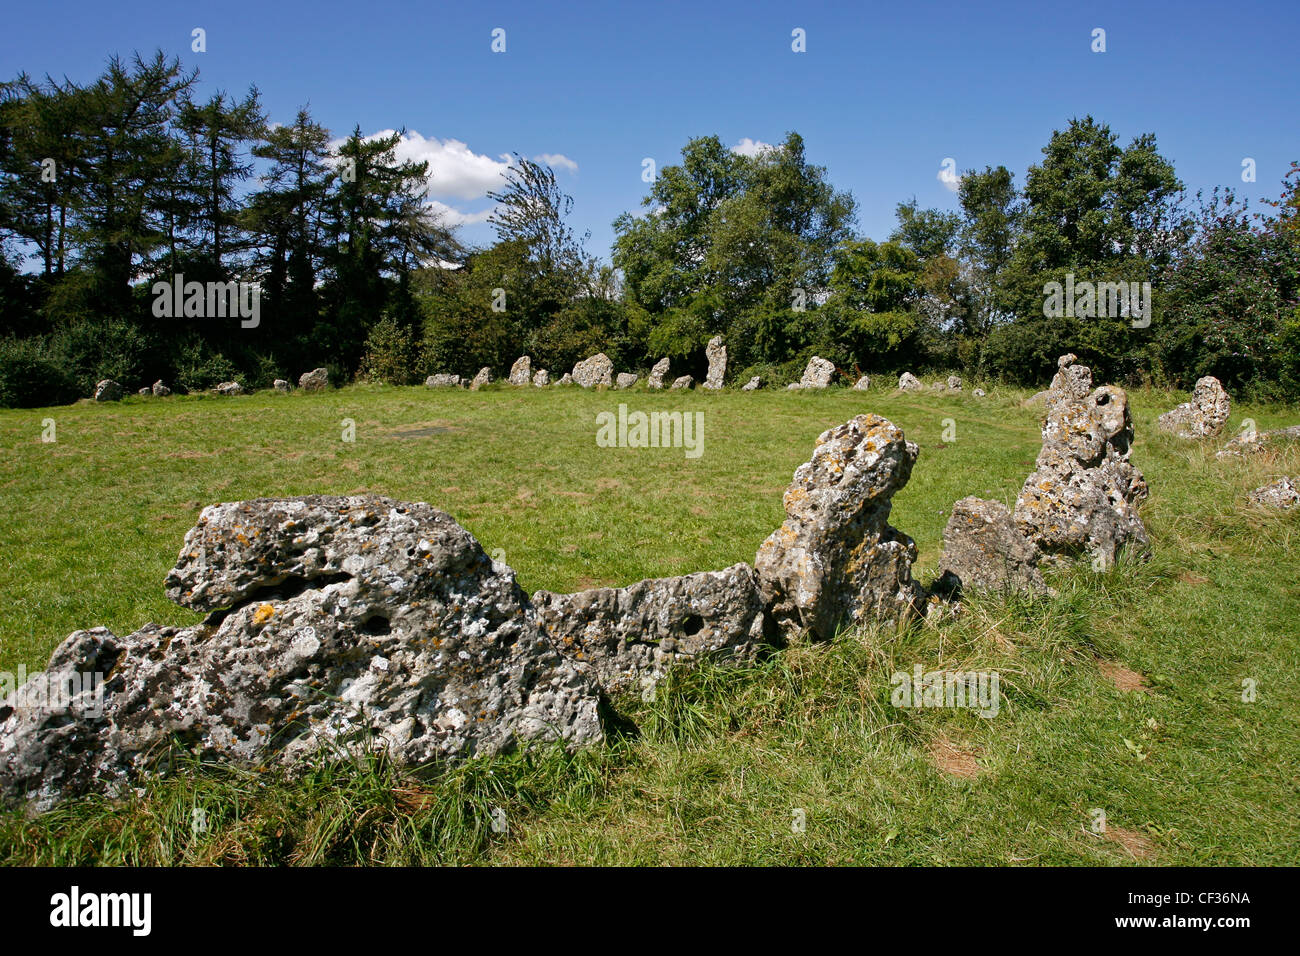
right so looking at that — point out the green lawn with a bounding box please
[0,380,1297,865]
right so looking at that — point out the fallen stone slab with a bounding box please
[532,564,766,695]
[0,496,603,811]
[755,414,923,640]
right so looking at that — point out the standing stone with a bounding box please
[616,372,638,389]
[272,379,291,393]
[947,375,963,391]
[424,374,462,388]
[0,496,605,810]
[755,415,923,640]
[571,353,614,388]
[741,376,762,391]
[532,564,767,695]
[557,373,573,385]
[1157,376,1231,438]
[648,358,671,390]
[93,380,123,402]
[798,356,836,389]
[152,380,172,397]
[533,369,550,387]
[935,497,1048,596]
[898,373,923,393]
[973,387,986,398]
[470,367,492,391]
[138,387,151,395]
[1013,356,1149,567]
[214,381,245,396]
[704,336,727,390]
[853,375,871,391]
[508,356,532,386]
[299,368,329,391]
[670,375,695,390]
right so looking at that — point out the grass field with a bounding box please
[0,379,1297,865]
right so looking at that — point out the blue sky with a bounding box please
[3,0,1298,262]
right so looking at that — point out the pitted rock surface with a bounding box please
[533,369,550,387]
[647,358,670,390]
[571,353,613,388]
[508,356,532,386]
[1248,477,1299,509]
[424,374,462,388]
[532,564,766,694]
[797,356,835,389]
[470,367,492,390]
[298,368,328,391]
[152,380,172,397]
[898,372,923,393]
[670,375,694,389]
[214,381,245,396]
[704,336,727,389]
[853,375,871,390]
[1,496,603,810]
[755,415,922,640]
[741,376,762,391]
[615,372,638,389]
[1014,358,1149,566]
[936,497,1048,596]
[1158,376,1230,439]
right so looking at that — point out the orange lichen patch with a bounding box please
[252,604,275,627]
[1098,659,1148,693]
[1103,825,1157,860]
[927,733,983,779]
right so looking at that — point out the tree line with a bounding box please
[1,50,1298,408]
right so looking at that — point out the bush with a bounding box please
[360,316,418,385]
[0,337,81,408]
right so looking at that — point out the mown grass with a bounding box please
[0,378,1296,865]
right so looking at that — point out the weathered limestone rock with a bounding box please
[1013,356,1149,567]
[853,375,871,391]
[1157,376,1231,439]
[571,353,614,388]
[754,415,922,640]
[741,376,762,391]
[615,372,638,389]
[798,356,836,389]
[1248,477,1299,509]
[138,387,151,396]
[508,356,532,386]
[214,381,245,396]
[704,336,727,389]
[533,370,550,387]
[424,374,462,388]
[272,379,291,393]
[299,368,329,391]
[972,387,986,398]
[898,372,923,393]
[1217,424,1300,459]
[532,564,766,695]
[93,380,122,402]
[0,496,604,810]
[935,497,1048,596]
[647,358,670,390]
[470,367,492,391]
[557,373,573,385]
[670,375,694,390]
[947,375,963,391]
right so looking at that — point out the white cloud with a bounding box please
[426,199,495,228]
[533,152,578,174]
[938,168,962,193]
[732,137,775,157]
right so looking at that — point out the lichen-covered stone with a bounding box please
[936,497,1048,596]
[533,369,550,387]
[1,496,603,810]
[797,356,835,389]
[93,380,122,402]
[272,379,291,393]
[946,375,962,391]
[214,381,245,396]
[898,372,923,393]
[1014,357,1149,567]
[1248,476,1299,509]
[670,375,694,390]
[508,356,532,386]
[532,564,766,695]
[741,376,762,391]
[470,367,492,390]
[424,374,462,388]
[704,336,726,390]
[755,415,922,640]
[571,353,613,388]
[153,380,172,397]
[647,358,670,390]
[615,372,638,389]
[1158,376,1230,438]
[1217,424,1300,459]
[299,368,329,391]
[853,375,871,390]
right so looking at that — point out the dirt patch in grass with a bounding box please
[928,733,983,779]
[1178,571,1210,586]
[1098,659,1149,693]
[1104,825,1157,860]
